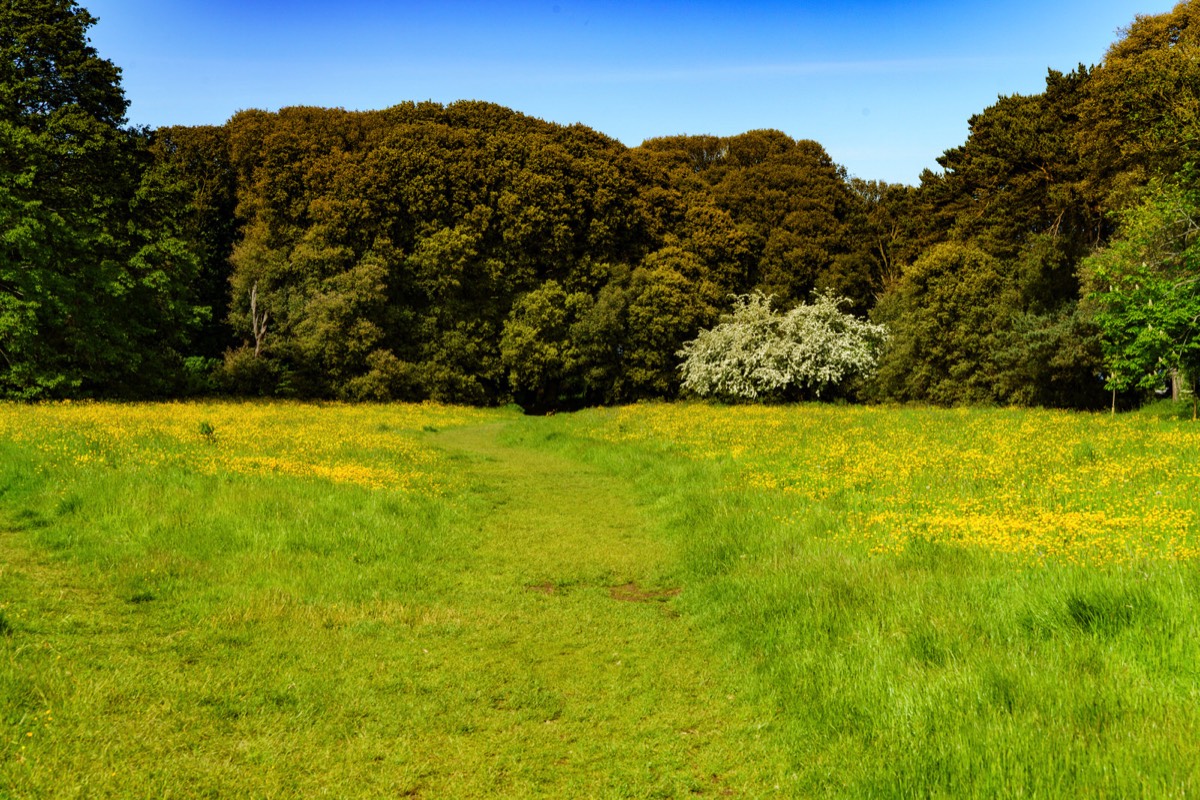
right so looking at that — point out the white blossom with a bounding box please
[677,291,889,400]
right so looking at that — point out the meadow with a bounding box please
[1,400,1198,797]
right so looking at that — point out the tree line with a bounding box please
[4,0,1200,411]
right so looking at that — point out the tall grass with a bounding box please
[513,402,1200,797]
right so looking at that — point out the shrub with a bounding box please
[216,346,280,396]
[678,291,888,401]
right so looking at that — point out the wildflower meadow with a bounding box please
[2,400,1198,797]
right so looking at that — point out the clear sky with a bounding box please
[84,0,1176,185]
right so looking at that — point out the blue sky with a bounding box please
[85,0,1175,185]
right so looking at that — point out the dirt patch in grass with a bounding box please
[526,581,558,595]
[609,582,681,603]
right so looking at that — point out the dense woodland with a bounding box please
[4,0,1200,410]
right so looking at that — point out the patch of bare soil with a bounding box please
[608,582,681,603]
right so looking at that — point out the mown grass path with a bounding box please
[1,419,786,799]
[415,422,785,796]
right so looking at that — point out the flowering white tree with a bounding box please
[677,291,888,401]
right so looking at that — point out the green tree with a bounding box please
[149,125,239,363]
[889,64,1120,408]
[570,277,631,403]
[872,243,1019,404]
[635,131,873,309]
[208,101,658,403]
[925,70,1099,262]
[1079,1,1200,207]
[500,280,592,412]
[846,179,926,297]
[621,248,726,398]
[1,0,200,397]
[1082,181,1200,416]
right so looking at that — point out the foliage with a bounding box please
[877,15,1200,410]
[0,0,202,398]
[991,306,1104,408]
[215,345,279,397]
[499,280,590,412]
[11,0,1200,410]
[921,69,1101,263]
[620,248,727,398]
[636,130,877,309]
[872,243,1015,404]
[1079,1,1200,205]
[195,110,881,407]
[678,291,887,401]
[210,103,656,407]
[1082,181,1200,412]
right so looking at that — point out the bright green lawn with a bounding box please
[1,401,1198,798]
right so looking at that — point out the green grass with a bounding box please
[501,406,1200,798]
[2,401,1199,797]
[0,407,784,797]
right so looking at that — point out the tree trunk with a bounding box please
[250,283,269,357]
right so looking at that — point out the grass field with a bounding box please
[1,400,1198,797]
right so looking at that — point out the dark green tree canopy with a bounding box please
[2,0,202,398]
[7,0,1200,411]
[144,101,880,407]
[865,2,1200,410]
[1,0,125,127]
[1080,1,1200,204]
